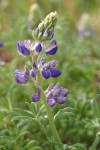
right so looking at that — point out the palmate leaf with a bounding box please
[26,102,46,118]
[37,105,46,117]
[26,102,37,116]
[71,143,87,150]
[0,145,6,150]
[91,99,100,118]
[23,140,39,149]
[42,141,70,150]
[30,146,42,150]
[0,136,13,147]
[14,131,30,143]
[16,118,34,128]
[11,116,34,122]
[85,118,100,129]
[23,140,43,150]
[10,108,35,126]
[0,106,9,113]
[11,108,34,117]
[54,107,74,121]
[11,108,34,121]
[42,140,63,147]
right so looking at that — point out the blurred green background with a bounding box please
[0,0,100,149]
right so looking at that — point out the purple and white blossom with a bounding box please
[38,59,61,79]
[15,68,29,84]
[15,12,69,108]
[44,40,58,55]
[33,42,42,53]
[32,87,41,102]
[30,63,38,77]
[24,40,32,48]
[16,42,30,55]
[45,83,69,107]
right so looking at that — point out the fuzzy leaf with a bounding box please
[26,102,37,116]
[42,141,62,147]
[11,108,33,117]
[54,107,74,121]
[37,105,46,117]
[23,140,39,149]
[71,143,87,150]
[92,100,100,118]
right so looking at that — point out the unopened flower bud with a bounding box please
[30,63,38,77]
[38,57,45,68]
[38,22,44,31]
[42,29,48,40]
[38,31,43,40]
[32,87,41,102]
[32,27,39,39]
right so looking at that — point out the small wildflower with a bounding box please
[32,87,41,102]
[39,59,61,79]
[16,42,30,55]
[38,57,45,68]
[44,40,58,55]
[24,40,32,48]
[15,68,29,84]
[33,42,42,53]
[30,63,38,77]
[0,42,3,47]
[46,83,69,107]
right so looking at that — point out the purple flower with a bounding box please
[45,40,58,55]
[15,68,29,84]
[16,42,30,55]
[46,83,69,107]
[32,87,41,102]
[30,63,38,77]
[38,57,45,68]
[33,42,42,53]
[39,59,61,79]
[24,40,32,48]
[0,42,3,47]
[47,98,56,107]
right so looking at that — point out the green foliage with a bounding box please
[0,0,100,149]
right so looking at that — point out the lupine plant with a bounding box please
[13,12,100,150]
[15,11,68,145]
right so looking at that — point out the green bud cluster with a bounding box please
[32,12,58,41]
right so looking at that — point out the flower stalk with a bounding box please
[41,88,62,143]
[15,12,69,146]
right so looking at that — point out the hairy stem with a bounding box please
[35,67,61,146]
[41,88,62,144]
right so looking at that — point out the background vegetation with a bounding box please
[0,0,100,149]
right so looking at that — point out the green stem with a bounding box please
[33,66,61,144]
[89,135,100,150]
[8,97,12,110]
[41,88,62,144]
